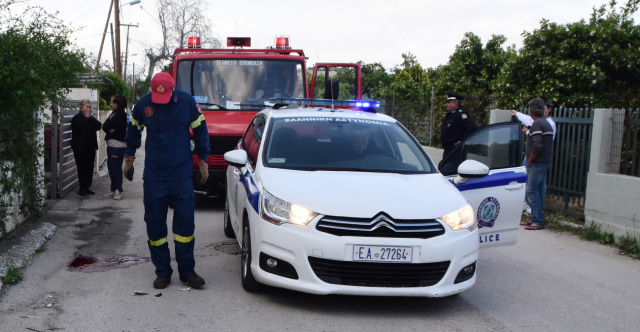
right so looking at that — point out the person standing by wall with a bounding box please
[71,99,102,196]
[521,98,554,230]
[124,72,210,289]
[102,94,128,200]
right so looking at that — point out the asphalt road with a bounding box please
[1,149,639,331]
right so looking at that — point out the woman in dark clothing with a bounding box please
[102,94,129,200]
[71,99,102,196]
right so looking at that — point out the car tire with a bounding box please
[241,220,262,292]
[223,197,235,238]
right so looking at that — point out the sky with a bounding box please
[12,0,640,78]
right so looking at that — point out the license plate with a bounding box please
[352,245,413,263]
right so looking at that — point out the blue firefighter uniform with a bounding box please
[126,88,209,279]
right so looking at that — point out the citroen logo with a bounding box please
[370,215,395,231]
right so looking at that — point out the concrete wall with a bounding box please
[585,109,640,238]
[1,89,100,239]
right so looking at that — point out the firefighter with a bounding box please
[124,72,210,289]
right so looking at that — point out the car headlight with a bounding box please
[261,190,318,226]
[440,203,476,232]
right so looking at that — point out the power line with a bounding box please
[70,0,103,24]
[140,6,160,25]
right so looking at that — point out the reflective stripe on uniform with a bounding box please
[149,237,168,246]
[190,114,205,129]
[174,233,195,243]
[130,117,144,130]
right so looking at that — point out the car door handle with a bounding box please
[504,183,524,190]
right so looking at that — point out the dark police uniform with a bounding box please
[126,87,209,280]
[440,93,477,162]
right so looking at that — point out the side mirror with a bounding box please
[224,149,248,168]
[457,159,490,178]
[452,160,490,185]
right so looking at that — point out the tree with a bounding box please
[383,53,433,144]
[432,33,516,128]
[99,72,130,108]
[0,0,87,233]
[498,0,640,108]
[361,62,392,99]
[145,0,221,78]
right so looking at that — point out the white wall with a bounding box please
[585,109,640,238]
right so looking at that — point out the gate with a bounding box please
[546,108,594,217]
[49,99,101,198]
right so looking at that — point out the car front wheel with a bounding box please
[241,220,262,292]
[223,197,235,238]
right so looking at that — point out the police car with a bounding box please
[223,99,525,297]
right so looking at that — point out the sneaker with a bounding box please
[103,191,115,198]
[113,190,122,200]
[78,189,87,196]
[153,276,171,289]
[86,189,95,195]
[180,273,205,289]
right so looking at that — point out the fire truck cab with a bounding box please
[167,36,362,197]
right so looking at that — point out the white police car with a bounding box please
[223,100,525,297]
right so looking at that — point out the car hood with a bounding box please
[259,169,468,220]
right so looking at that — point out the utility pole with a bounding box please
[121,23,139,79]
[96,0,114,71]
[110,23,116,71]
[430,86,434,146]
[114,0,122,77]
[131,63,135,103]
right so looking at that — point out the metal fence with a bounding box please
[545,108,594,217]
[620,109,640,177]
[47,100,103,198]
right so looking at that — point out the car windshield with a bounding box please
[175,59,306,110]
[263,117,436,173]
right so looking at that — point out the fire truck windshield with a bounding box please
[175,59,305,110]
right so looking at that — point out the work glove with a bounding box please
[198,159,209,185]
[123,156,136,181]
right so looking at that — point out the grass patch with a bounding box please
[521,211,639,260]
[1,266,23,285]
[618,234,640,259]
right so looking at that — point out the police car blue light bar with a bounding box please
[270,98,380,109]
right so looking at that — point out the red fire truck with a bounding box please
[166,36,362,196]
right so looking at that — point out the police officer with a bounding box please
[124,72,210,289]
[440,93,477,162]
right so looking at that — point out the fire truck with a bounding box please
[166,36,362,196]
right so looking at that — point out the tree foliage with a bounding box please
[431,33,517,129]
[0,0,87,234]
[99,72,130,108]
[145,0,221,78]
[359,0,640,147]
[499,0,640,108]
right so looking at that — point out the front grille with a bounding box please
[316,213,445,239]
[308,257,450,287]
[210,136,242,155]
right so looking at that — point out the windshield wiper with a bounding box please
[235,103,270,108]
[201,103,228,110]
